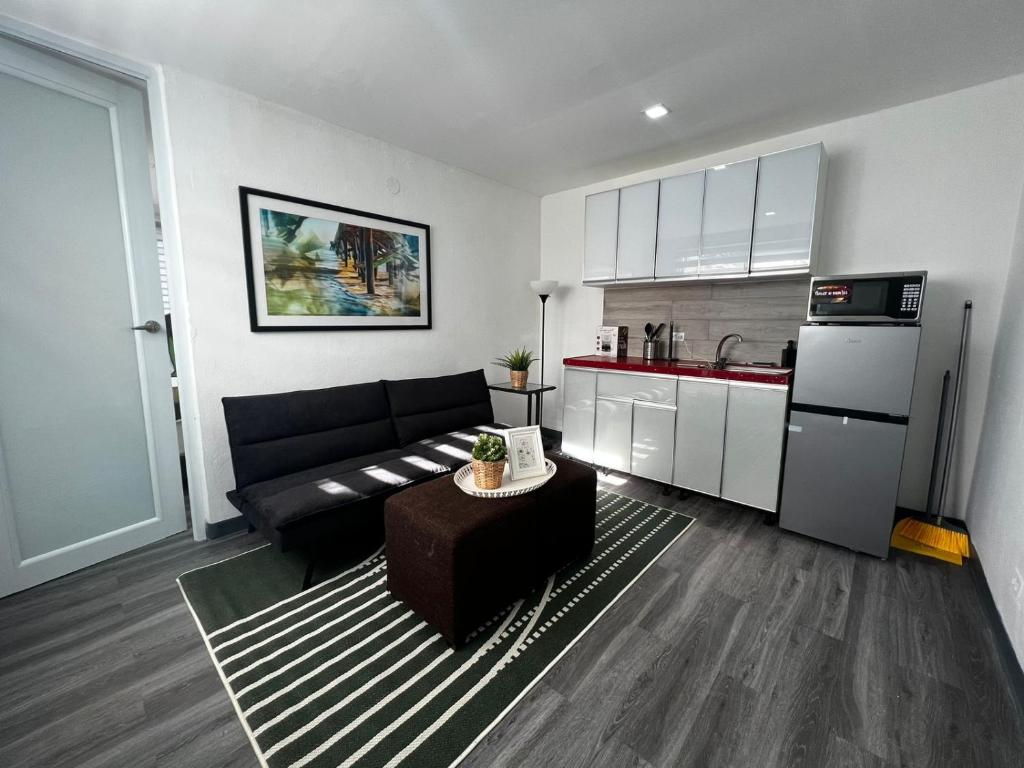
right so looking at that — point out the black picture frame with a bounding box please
[238,186,432,331]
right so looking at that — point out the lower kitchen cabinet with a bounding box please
[563,365,789,511]
[720,383,788,512]
[594,396,633,472]
[561,368,597,462]
[673,378,728,495]
[631,401,676,483]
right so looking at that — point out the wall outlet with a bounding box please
[1013,567,1024,605]
[672,331,686,343]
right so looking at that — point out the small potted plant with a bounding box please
[494,347,536,390]
[471,433,507,490]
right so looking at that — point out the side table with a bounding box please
[487,381,556,427]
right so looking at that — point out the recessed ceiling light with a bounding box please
[643,103,669,119]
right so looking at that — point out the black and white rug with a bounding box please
[178,490,695,768]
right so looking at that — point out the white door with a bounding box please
[631,401,676,483]
[673,377,728,496]
[720,383,788,512]
[583,189,619,282]
[0,37,185,597]
[615,180,659,280]
[699,158,757,276]
[561,368,597,463]
[594,397,633,472]
[751,143,826,273]
[655,170,705,279]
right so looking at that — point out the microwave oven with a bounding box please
[806,271,926,324]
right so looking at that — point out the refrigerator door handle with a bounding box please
[790,401,909,425]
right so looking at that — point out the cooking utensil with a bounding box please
[644,322,654,341]
[652,323,666,339]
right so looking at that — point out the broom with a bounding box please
[892,300,973,562]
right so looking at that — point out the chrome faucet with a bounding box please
[714,333,743,369]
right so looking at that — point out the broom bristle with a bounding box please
[894,518,971,558]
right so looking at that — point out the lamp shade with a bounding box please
[530,279,558,296]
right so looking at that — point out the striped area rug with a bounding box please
[178,490,694,768]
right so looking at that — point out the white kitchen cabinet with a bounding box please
[615,180,660,280]
[594,396,633,472]
[655,170,705,279]
[561,368,597,463]
[720,383,788,512]
[699,158,758,276]
[583,189,619,282]
[673,378,728,495]
[751,143,828,274]
[593,371,676,474]
[631,401,676,483]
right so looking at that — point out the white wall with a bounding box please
[967,181,1024,664]
[162,69,540,525]
[540,73,1024,515]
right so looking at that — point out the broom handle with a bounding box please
[935,300,972,524]
[925,370,951,517]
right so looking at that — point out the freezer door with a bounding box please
[792,325,920,415]
[779,410,908,558]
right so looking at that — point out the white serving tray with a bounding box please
[453,459,557,498]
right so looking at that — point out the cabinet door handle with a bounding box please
[633,401,677,411]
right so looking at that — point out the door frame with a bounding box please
[0,15,210,540]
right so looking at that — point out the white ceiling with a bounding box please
[4,0,1024,195]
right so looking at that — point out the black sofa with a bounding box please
[222,369,504,583]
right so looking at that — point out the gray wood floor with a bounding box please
[1,474,1022,767]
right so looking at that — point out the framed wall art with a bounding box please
[239,187,431,331]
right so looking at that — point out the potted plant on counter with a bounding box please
[494,347,536,390]
[471,433,507,489]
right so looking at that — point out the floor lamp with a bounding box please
[530,279,558,429]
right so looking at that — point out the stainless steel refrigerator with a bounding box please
[779,324,922,558]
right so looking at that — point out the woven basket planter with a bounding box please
[471,458,506,489]
[509,370,528,389]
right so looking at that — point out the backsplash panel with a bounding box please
[602,277,809,364]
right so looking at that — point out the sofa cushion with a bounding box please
[405,424,507,469]
[223,382,398,489]
[237,448,448,530]
[384,370,494,446]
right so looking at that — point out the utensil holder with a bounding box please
[642,339,657,360]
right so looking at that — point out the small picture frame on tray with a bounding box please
[505,425,546,481]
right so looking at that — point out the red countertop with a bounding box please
[564,355,792,386]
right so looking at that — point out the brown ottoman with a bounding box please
[384,454,597,647]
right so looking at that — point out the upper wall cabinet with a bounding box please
[655,170,704,279]
[751,143,828,274]
[699,158,758,277]
[615,180,660,280]
[583,189,619,282]
[581,142,828,286]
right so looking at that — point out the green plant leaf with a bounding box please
[492,347,536,371]
[471,433,507,462]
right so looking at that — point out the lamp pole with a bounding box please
[538,292,550,426]
[529,279,558,430]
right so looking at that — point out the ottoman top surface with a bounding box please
[385,453,594,538]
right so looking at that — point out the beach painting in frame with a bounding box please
[239,187,431,330]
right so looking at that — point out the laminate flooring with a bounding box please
[1,474,1021,767]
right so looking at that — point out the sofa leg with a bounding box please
[302,558,316,591]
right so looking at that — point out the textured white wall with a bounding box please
[540,73,1024,515]
[968,182,1024,665]
[162,69,540,525]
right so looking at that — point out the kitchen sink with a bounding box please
[669,359,713,369]
[724,363,790,373]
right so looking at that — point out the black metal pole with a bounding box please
[538,294,548,427]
